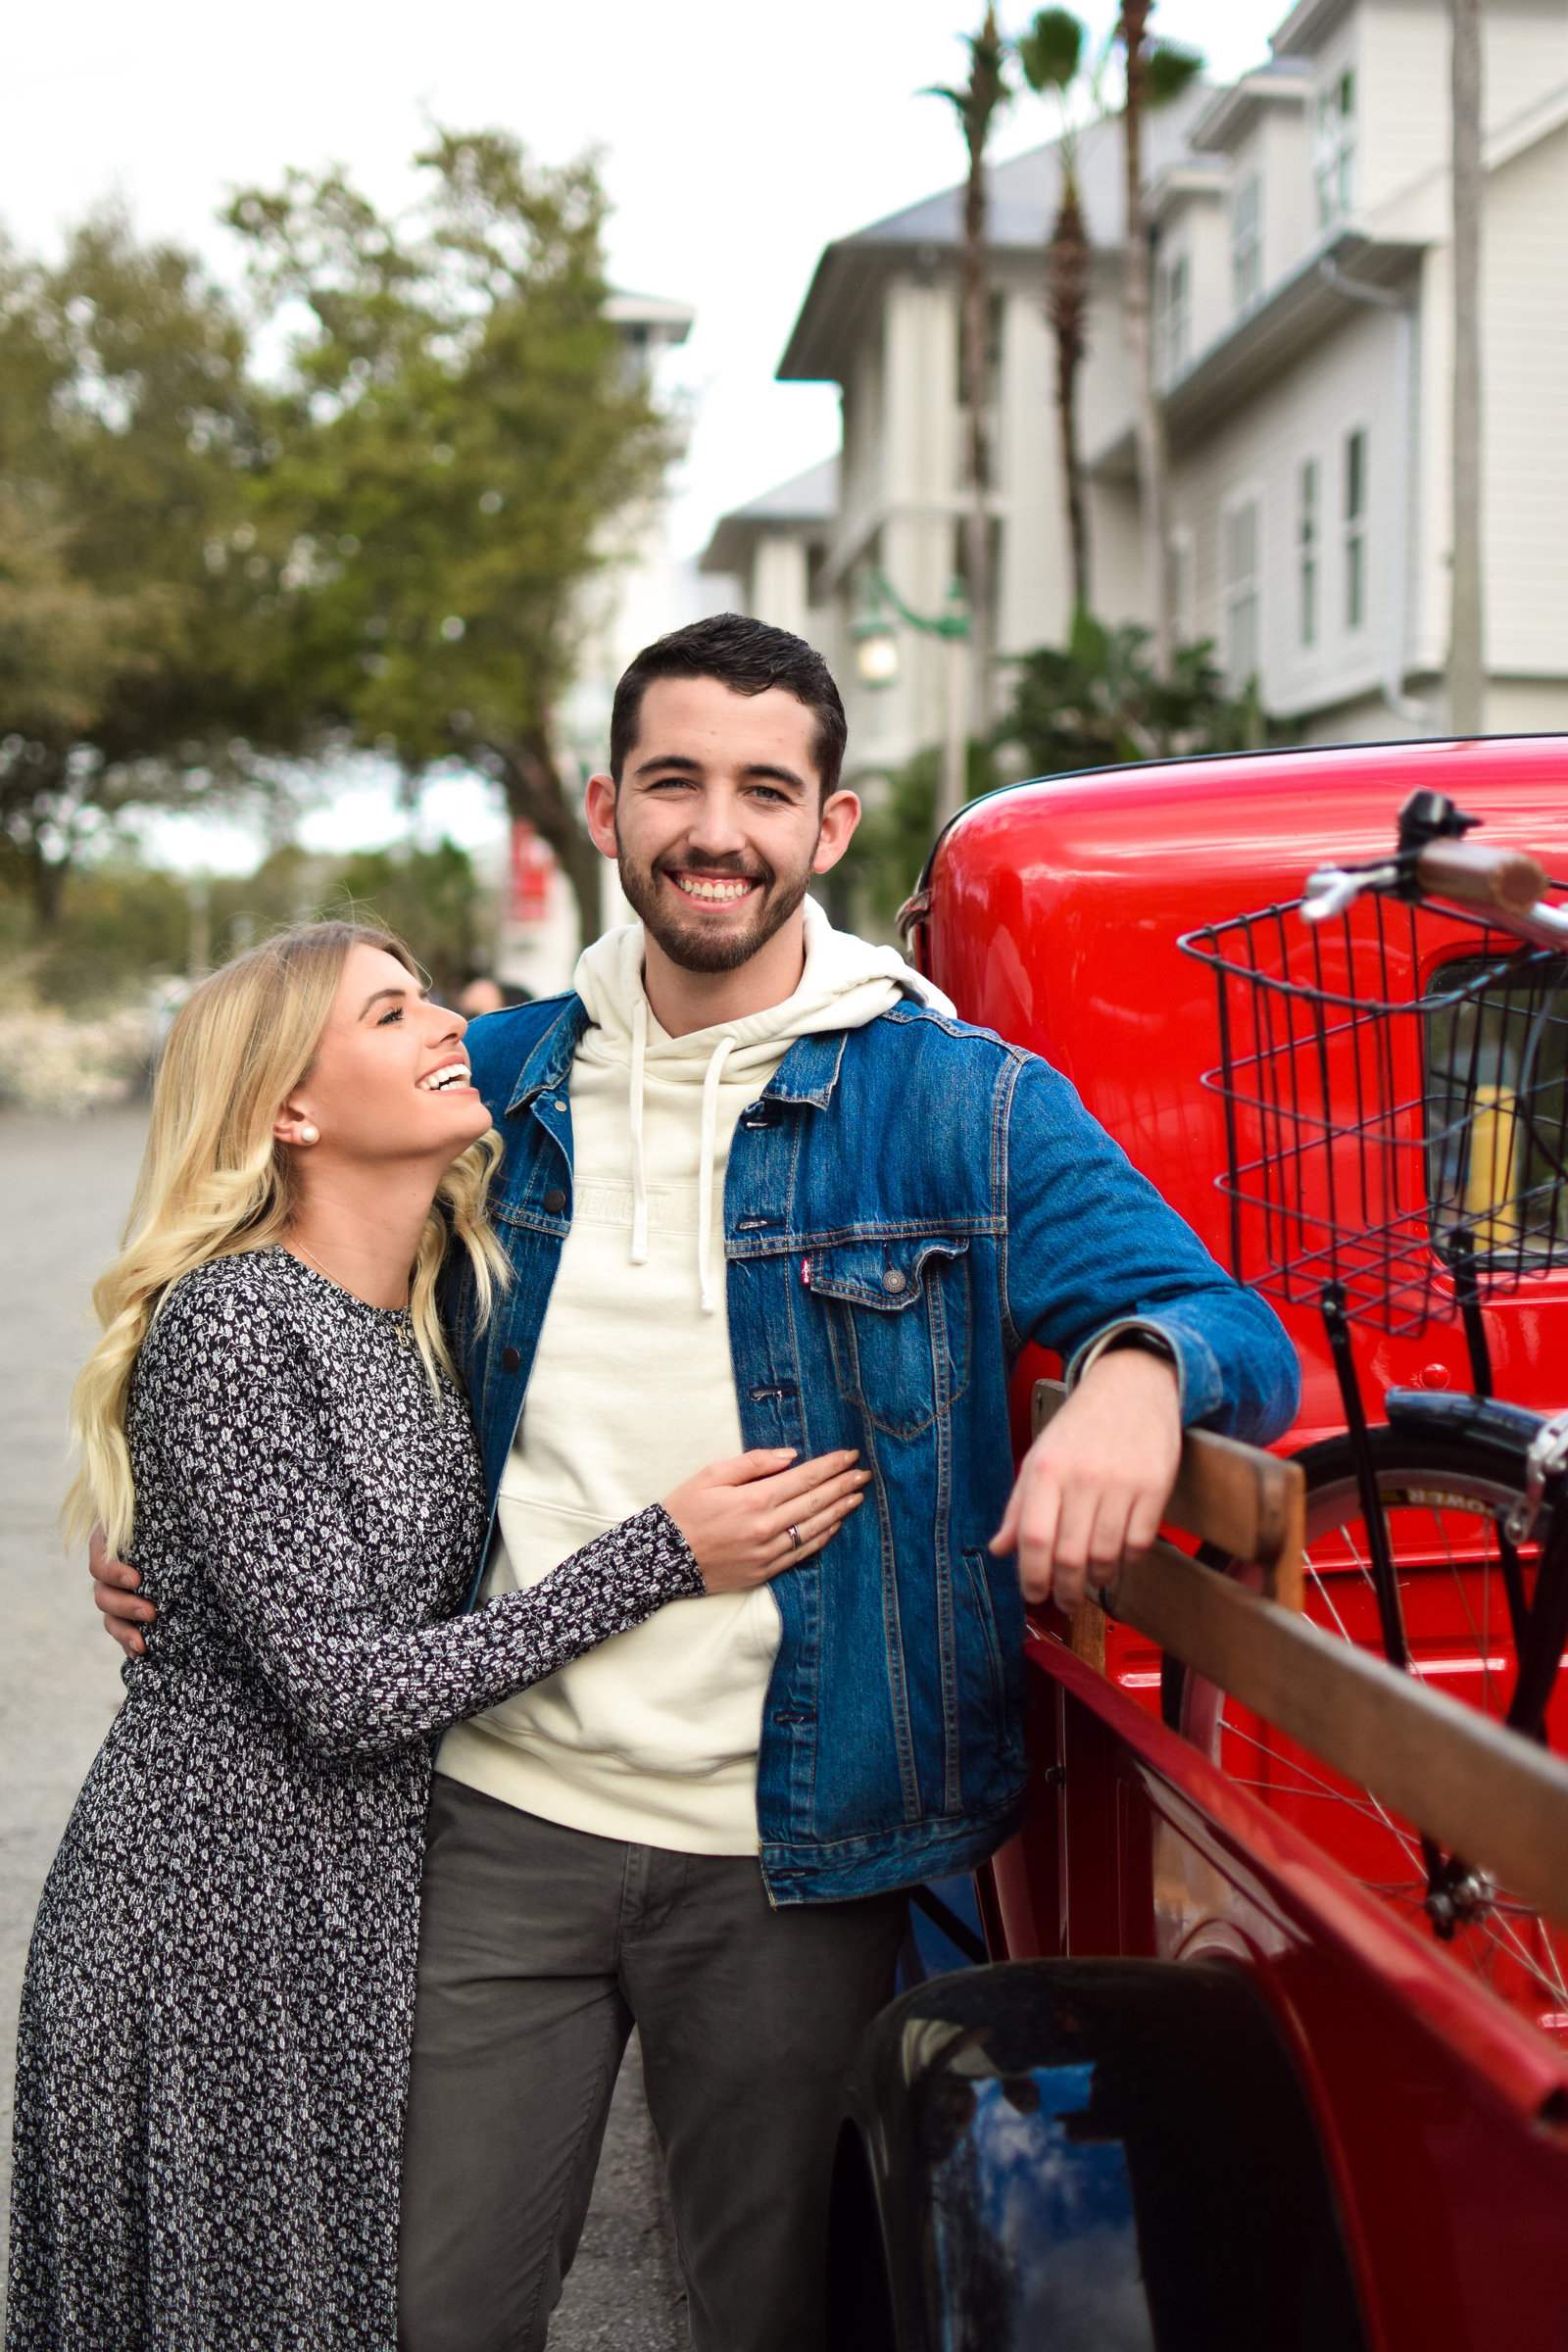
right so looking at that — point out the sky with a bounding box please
[7,0,1285,865]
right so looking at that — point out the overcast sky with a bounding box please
[10,0,1284,566]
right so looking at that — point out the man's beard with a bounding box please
[615,842,814,974]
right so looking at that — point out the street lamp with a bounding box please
[855,620,901,687]
[851,569,972,829]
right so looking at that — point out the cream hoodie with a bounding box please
[436,899,955,1852]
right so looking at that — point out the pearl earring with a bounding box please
[299,1124,318,1145]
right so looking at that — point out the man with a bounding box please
[96,614,1297,2351]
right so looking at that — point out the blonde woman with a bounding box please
[6,921,865,2352]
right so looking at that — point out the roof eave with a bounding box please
[1189,70,1310,153]
[1087,226,1425,472]
[1270,0,1355,60]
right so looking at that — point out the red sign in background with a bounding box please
[509,822,556,924]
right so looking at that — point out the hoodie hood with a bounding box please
[572,895,954,1067]
[570,898,956,1311]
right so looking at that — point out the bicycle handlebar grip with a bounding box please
[1415,838,1549,912]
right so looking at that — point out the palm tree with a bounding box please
[1116,4,1201,682]
[1017,8,1095,618]
[1448,0,1484,734]
[926,9,1013,742]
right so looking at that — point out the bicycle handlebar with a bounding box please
[1301,835,1568,949]
[1413,838,1549,912]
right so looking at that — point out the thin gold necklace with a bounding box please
[286,1239,414,1348]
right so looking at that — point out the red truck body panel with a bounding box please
[909,740,1568,2342]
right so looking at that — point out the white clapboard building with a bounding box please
[705,0,1568,775]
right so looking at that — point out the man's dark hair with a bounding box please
[610,613,848,800]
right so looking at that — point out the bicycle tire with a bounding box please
[1169,1421,1568,2041]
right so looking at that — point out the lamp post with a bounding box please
[852,570,972,831]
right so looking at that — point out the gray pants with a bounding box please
[397,1778,906,2352]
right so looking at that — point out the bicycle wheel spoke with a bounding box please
[1216,1718,1429,1868]
[1199,1437,1568,2041]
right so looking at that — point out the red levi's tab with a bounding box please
[801,1257,811,1287]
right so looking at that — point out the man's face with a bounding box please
[584,675,859,975]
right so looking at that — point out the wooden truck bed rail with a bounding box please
[1033,1380,1568,1932]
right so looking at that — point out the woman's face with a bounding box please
[275,944,493,1170]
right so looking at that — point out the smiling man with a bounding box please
[95,614,1298,2352]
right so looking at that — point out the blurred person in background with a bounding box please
[457,977,534,1017]
[11,920,863,2352]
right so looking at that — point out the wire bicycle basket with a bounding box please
[1179,893,1568,1336]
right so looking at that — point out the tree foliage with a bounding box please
[1005,609,1262,774]
[0,214,269,916]
[3,836,488,1011]
[839,740,1001,927]
[0,133,669,941]
[223,131,672,944]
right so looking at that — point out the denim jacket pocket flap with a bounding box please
[808,1237,972,1440]
[806,1234,970,1311]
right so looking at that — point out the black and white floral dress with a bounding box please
[7,1247,703,2352]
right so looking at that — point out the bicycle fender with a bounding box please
[1384,1388,1544,1454]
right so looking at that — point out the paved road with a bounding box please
[0,1107,687,2346]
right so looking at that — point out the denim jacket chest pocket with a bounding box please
[805,1235,971,1438]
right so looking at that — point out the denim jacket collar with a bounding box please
[503,998,590,1117]
[760,1031,848,1108]
[504,992,850,1117]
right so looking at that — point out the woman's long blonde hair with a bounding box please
[67,919,510,1557]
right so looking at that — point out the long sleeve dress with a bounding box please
[6,1246,705,2352]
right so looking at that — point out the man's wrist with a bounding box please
[1072,1321,1183,1407]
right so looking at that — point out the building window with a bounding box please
[1224,499,1260,685]
[1315,71,1355,227]
[1298,459,1319,647]
[1344,429,1367,629]
[1232,175,1262,313]
[1157,253,1191,379]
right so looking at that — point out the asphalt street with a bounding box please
[0,1105,687,2347]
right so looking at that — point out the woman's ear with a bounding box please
[274,1098,319,1149]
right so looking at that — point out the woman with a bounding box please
[6,920,865,2352]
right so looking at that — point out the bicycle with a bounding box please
[1175,787,1568,2037]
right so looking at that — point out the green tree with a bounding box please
[0,213,273,918]
[225,131,672,948]
[1017,8,1097,616]
[926,12,1013,740]
[838,741,999,926]
[327,841,486,1000]
[1005,608,1261,773]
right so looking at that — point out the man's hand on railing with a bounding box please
[991,1347,1182,1609]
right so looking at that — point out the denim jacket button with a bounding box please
[543,1189,566,1214]
[881,1268,907,1294]
[501,1346,521,1372]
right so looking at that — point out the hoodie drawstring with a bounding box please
[628,1010,732,1314]
[697,1038,734,1315]
[628,997,649,1266]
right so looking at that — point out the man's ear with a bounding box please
[584,773,619,858]
[811,790,861,876]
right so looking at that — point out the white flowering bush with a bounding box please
[0,1000,154,1115]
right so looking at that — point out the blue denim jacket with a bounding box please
[443,991,1299,1904]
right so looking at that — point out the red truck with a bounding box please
[828,738,1568,2352]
